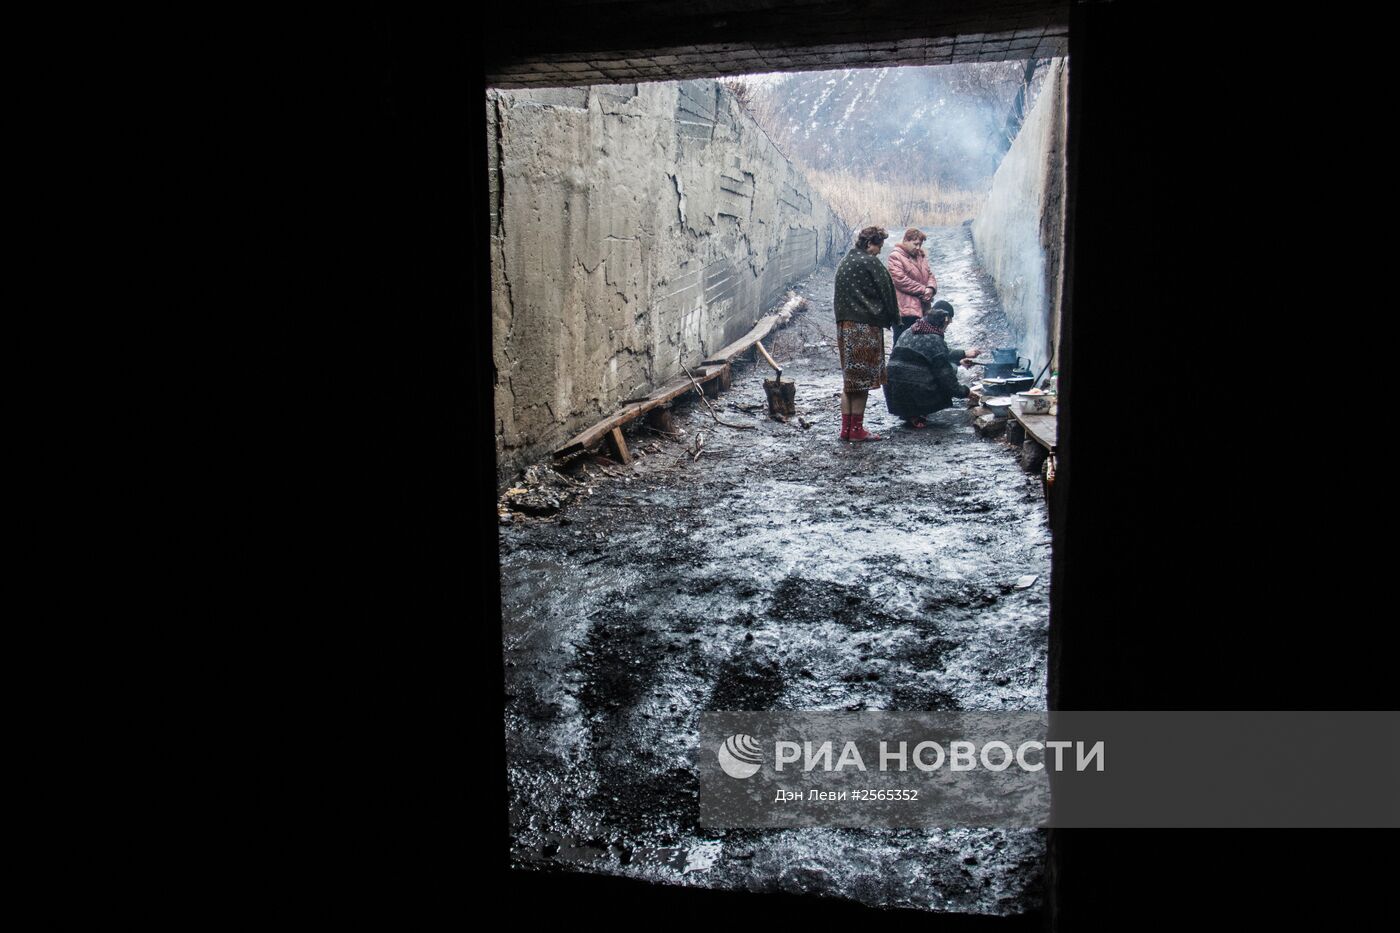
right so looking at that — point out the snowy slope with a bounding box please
[741,63,1046,189]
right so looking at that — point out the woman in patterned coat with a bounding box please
[833,225,901,441]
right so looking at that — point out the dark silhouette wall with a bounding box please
[290,7,1391,933]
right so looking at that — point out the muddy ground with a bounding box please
[498,226,1051,915]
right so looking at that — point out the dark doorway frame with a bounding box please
[299,5,1388,931]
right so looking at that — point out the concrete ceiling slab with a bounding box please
[485,0,1070,87]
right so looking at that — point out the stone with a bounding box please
[1021,439,1048,473]
[975,413,1006,438]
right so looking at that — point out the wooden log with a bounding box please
[718,364,731,392]
[763,378,797,420]
[778,380,796,414]
[607,427,631,465]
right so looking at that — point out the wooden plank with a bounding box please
[1009,405,1057,451]
[649,364,724,408]
[701,314,778,365]
[555,401,646,456]
[556,310,788,458]
[606,427,631,464]
[553,363,727,457]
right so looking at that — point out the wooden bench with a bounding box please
[552,314,780,464]
[1006,403,1057,476]
[699,314,778,367]
[1009,404,1057,451]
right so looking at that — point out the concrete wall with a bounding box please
[971,59,1068,378]
[488,81,841,479]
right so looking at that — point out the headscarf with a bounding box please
[912,299,954,335]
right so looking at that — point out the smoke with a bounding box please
[970,60,1066,374]
[739,62,1047,192]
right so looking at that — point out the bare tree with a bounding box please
[942,61,1028,166]
[994,59,1043,158]
[721,79,754,111]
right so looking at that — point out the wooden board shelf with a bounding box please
[1009,404,1057,451]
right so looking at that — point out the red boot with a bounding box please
[847,413,883,442]
[839,412,851,440]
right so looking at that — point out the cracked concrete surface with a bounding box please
[499,228,1049,915]
[488,80,841,481]
[972,59,1067,379]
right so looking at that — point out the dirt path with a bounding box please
[499,226,1050,914]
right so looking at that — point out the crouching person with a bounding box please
[885,300,981,429]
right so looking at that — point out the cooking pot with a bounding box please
[981,376,1035,396]
[1017,391,1052,414]
[985,348,1032,380]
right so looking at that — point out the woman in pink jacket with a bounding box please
[886,227,936,346]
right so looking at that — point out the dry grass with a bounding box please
[804,168,986,242]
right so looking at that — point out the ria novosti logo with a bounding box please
[717,733,763,778]
[715,732,1105,779]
